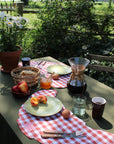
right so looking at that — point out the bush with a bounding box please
[28,0,113,60]
[29,0,95,60]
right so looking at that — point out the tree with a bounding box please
[109,0,112,8]
[21,0,29,6]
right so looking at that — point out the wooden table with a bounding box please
[0,56,114,144]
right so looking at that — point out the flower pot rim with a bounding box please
[0,46,22,53]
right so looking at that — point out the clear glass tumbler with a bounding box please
[73,95,86,117]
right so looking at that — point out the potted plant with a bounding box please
[0,12,28,73]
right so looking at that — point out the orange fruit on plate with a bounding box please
[37,95,47,104]
[30,97,39,106]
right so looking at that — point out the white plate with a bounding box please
[47,65,71,75]
[24,96,63,117]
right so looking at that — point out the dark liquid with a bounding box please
[67,83,87,94]
[92,102,105,119]
[22,57,31,66]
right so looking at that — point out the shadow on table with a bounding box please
[0,114,22,144]
[0,71,39,96]
[73,112,91,122]
[0,72,13,96]
[85,92,113,130]
[94,118,113,130]
[85,91,93,110]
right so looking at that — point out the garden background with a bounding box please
[0,0,114,88]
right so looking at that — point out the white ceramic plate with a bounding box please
[47,65,71,75]
[24,96,63,117]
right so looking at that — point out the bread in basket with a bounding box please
[11,66,40,87]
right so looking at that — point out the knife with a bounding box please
[41,130,85,138]
[39,61,46,69]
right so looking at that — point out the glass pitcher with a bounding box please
[67,57,90,94]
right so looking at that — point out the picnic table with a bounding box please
[0,56,114,144]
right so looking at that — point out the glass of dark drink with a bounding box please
[22,57,31,66]
[92,97,106,120]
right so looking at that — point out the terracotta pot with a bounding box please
[0,46,22,73]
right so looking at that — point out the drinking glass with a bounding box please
[73,95,86,117]
[40,74,52,89]
[22,57,31,66]
[92,97,106,119]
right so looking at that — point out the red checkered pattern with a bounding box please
[31,89,57,98]
[19,60,70,88]
[17,90,114,144]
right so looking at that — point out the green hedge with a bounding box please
[23,0,113,58]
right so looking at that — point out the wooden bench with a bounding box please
[86,54,114,73]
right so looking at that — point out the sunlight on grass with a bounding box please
[22,2,114,30]
[94,2,114,15]
[23,13,38,28]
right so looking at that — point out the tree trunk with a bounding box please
[109,0,112,8]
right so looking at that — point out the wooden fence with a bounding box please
[0,2,23,16]
[0,2,14,14]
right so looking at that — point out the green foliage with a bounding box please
[0,12,28,52]
[28,0,113,60]
[21,30,35,58]
[29,0,94,59]
[22,0,114,88]
[27,0,43,8]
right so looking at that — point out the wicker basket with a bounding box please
[11,66,40,87]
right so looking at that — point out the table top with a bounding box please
[0,56,114,144]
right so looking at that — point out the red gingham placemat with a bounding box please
[19,60,71,88]
[17,90,114,144]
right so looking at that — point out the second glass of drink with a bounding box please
[73,95,86,118]
[40,74,52,89]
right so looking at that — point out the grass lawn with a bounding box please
[22,2,114,29]
[23,13,37,28]
[94,2,114,15]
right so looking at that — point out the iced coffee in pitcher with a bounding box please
[67,57,90,94]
